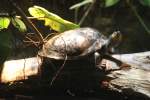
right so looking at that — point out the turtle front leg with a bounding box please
[102,54,131,69]
[94,52,108,70]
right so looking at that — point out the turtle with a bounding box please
[38,27,130,69]
[38,27,131,86]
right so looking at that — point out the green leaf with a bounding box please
[11,17,27,32]
[28,6,80,32]
[139,0,150,7]
[0,17,10,30]
[104,0,120,7]
[0,30,12,64]
[69,0,93,10]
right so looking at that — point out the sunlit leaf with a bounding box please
[69,0,93,10]
[11,17,27,32]
[28,6,80,32]
[0,30,12,64]
[0,17,10,30]
[104,0,120,7]
[139,0,150,7]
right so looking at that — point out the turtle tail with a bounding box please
[106,31,122,53]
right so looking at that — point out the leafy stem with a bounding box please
[78,0,96,25]
[8,0,44,44]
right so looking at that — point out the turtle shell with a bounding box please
[38,27,108,60]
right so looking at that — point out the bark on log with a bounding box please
[105,51,150,98]
[0,51,150,99]
[0,57,42,83]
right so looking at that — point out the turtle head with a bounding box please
[106,31,122,53]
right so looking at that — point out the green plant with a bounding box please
[0,16,26,64]
[28,6,79,33]
[0,16,27,32]
[0,4,79,64]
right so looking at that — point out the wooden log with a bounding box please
[0,57,42,83]
[0,51,149,99]
[104,51,150,98]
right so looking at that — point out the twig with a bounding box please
[23,58,26,80]
[50,55,67,86]
[44,32,56,41]
[78,0,96,25]
[74,8,79,24]
[23,40,40,44]
[16,16,45,19]
[127,0,150,35]
[24,36,39,47]
[50,37,68,86]
[8,0,44,43]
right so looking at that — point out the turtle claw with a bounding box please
[120,63,131,70]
